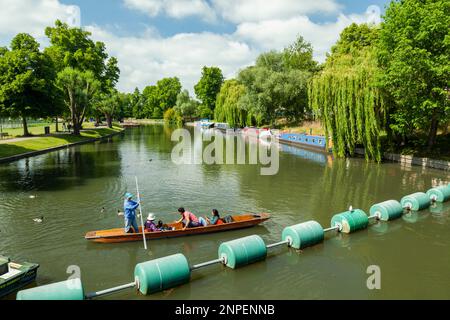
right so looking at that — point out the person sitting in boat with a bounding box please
[177,207,207,230]
[206,209,223,225]
[121,193,140,234]
[157,220,173,231]
[144,213,159,232]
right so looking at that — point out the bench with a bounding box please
[0,132,10,140]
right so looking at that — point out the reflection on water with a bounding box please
[0,125,449,300]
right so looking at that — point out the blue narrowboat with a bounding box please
[197,119,215,129]
[278,133,328,151]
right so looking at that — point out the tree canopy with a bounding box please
[378,0,450,150]
[195,66,224,114]
[45,20,119,135]
[309,24,385,161]
[0,33,58,136]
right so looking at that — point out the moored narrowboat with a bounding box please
[278,132,328,151]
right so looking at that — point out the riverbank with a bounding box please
[0,125,124,163]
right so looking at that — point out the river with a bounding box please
[1,125,449,300]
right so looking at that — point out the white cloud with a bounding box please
[235,13,373,62]
[212,0,342,23]
[0,0,382,94]
[0,0,80,44]
[123,0,216,22]
[87,26,256,93]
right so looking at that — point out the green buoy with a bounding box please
[134,254,191,295]
[282,221,325,250]
[331,209,369,234]
[218,235,267,269]
[401,192,431,211]
[16,279,85,300]
[427,186,450,203]
[370,200,404,221]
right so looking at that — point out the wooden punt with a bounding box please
[85,213,271,244]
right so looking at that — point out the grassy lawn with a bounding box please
[0,125,123,159]
[1,123,58,137]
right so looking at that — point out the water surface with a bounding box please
[1,125,449,300]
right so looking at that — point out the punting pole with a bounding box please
[85,281,136,299]
[135,176,148,250]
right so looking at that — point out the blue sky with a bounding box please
[0,0,390,93]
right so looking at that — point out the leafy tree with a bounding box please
[284,35,319,72]
[0,33,58,136]
[141,77,181,119]
[238,38,314,125]
[45,20,120,134]
[174,90,199,121]
[57,67,100,135]
[194,66,224,113]
[309,24,385,161]
[378,0,450,150]
[142,85,159,118]
[163,108,182,126]
[94,90,122,128]
[215,80,247,128]
[157,77,182,111]
[129,88,144,119]
[197,105,213,119]
[45,20,109,81]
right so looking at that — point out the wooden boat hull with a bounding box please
[85,213,270,244]
[0,262,39,299]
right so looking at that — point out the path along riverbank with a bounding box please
[0,125,124,164]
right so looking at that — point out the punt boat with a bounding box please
[85,213,270,244]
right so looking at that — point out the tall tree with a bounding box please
[45,20,119,134]
[309,24,385,161]
[174,90,199,121]
[142,85,159,118]
[238,36,316,126]
[378,0,450,150]
[195,66,224,113]
[95,90,122,128]
[156,77,182,112]
[215,80,248,128]
[57,68,100,135]
[129,88,144,119]
[0,33,58,136]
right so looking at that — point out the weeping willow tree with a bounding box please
[309,24,386,161]
[215,79,248,128]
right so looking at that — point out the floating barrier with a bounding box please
[401,192,431,211]
[16,279,85,300]
[369,200,404,221]
[282,221,325,250]
[17,187,448,300]
[330,209,369,234]
[134,254,191,295]
[427,186,450,203]
[218,235,267,269]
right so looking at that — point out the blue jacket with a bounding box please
[124,200,139,219]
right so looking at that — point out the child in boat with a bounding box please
[206,209,223,225]
[157,220,173,231]
[144,213,159,232]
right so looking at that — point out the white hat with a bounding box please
[147,213,156,221]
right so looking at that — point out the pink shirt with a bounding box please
[183,211,199,223]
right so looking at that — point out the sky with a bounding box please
[0,0,390,93]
